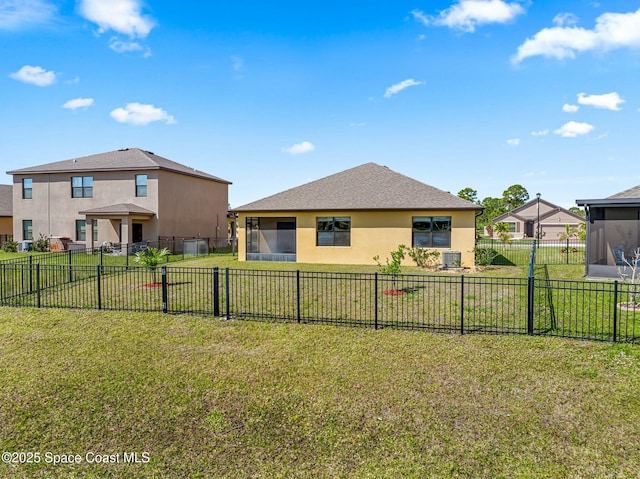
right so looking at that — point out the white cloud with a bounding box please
[506,138,520,146]
[531,129,549,136]
[513,8,640,63]
[108,37,150,56]
[553,13,579,27]
[78,0,155,38]
[412,0,525,33]
[110,103,176,125]
[9,65,56,86]
[282,141,315,155]
[577,92,624,111]
[0,0,57,30]
[384,79,423,98]
[62,98,94,110]
[554,121,595,137]
[562,103,579,113]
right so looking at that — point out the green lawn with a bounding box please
[0,307,639,478]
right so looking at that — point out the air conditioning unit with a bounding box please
[442,250,461,268]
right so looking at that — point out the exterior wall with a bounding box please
[539,210,583,239]
[0,217,12,235]
[238,209,478,267]
[157,170,229,244]
[12,171,159,244]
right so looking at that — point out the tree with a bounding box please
[477,196,507,234]
[134,246,170,283]
[569,207,586,217]
[502,184,529,211]
[457,187,478,204]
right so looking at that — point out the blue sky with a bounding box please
[2,0,640,209]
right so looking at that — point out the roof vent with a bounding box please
[145,150,154,155]
[72,159,77,163]
[118,148,129,151]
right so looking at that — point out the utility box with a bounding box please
[442,250,461,268]
[184,238,209,256]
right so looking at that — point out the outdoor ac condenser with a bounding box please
[442,251,461,268]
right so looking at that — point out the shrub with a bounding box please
[32,234,49,252]
[1,240,18,253]
[406,247,440,269]
[474,247,499,266]
[374,244,406,278]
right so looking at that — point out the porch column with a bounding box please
[85,216,95,252]
[120,216,130,250]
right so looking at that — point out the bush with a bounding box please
[374,245,406,277]
[32,234,49,252]
[1,240,18,253]
[406,247,440,269]
[474,247,499,266]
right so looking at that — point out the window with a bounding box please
[412,216,451,248]
[507,222,517,233]
[317,217,351,246]
[76,220,86,241]
[135,174,147,197]
[93,219,98,242]
[22,178,32,199]
[72,176,93,198]
[22,220,33,241]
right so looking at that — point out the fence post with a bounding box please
[566,239,569,265]
[29,255,33,293]
[68,250,74,283]
[296,270,301,323]
[36,263,41,308]
[213,267,220,316]
[460,275,465,335]
[100,247,104,266]
[527,275,534,335]
[225,268,230,320]
[161,266,168,313]
[97,265,102,310]
[613,280,618,342]
[374,272,378,330]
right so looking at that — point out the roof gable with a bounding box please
[235,163,481,212]
[7,148,231,184]
[493,197,584,223]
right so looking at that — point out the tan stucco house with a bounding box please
[7,148,231,250]
[0,185,13,240]
[234,163,482,266]
[491,197,584,240]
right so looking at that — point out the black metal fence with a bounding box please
[1,262,638,344]
[0,240,209,269]
[475,238,585,266]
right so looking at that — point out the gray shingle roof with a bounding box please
[235,163,481,212]
[0,185,12,217]
[78,203,156,216]
[7,148,231,184]
[609,185,640,199]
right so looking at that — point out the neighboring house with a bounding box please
[490,198,584,240]
[576,185,640,278]
[0,185,13,239]
[7,148,231,250]
[234,163,482,267]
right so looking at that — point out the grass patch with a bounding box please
[0,307,639,478]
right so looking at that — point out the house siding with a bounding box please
[12,171,160,243]
[157,170,229,243]
[238,210,477,266]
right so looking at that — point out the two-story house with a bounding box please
[8,148,231,250]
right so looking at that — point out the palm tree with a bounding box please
[134,246,170,283]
